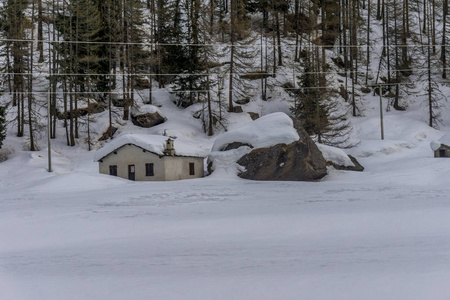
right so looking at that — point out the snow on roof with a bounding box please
[211,112,299,152]
[94,134,205,161]
[316,144,355,167]
[430,132,450,151]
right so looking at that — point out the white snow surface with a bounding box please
[94,134,206,161]
[211,112,299,151]
[2,75,450,300]
[317,143,355,167]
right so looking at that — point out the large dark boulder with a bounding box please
[98,126,118,141]
[131,111,165,128]
[237,141,328,181]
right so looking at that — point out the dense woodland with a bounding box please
[0,0,448,150]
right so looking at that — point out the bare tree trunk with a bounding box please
[432,0,436,53]
[442,0,448,79]
[365,0,370,85]
[228,0,235,112]
[37,0,44,63]
[276,11,282,66]
[428,34,433,127]
[28,1,35,150]
[272,13,276,76]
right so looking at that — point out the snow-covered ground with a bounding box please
[1,97,450,300]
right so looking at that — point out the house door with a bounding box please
[440,149,446,157]
[128,165,135,181]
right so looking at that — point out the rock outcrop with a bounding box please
[237,141,327,181]
[208,112,328,181]
[131,111,165,128]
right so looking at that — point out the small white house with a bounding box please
[94,134,205,181]
[431,132,450,158]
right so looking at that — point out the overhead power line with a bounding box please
[2,66,450,77]
[1,38,450,48]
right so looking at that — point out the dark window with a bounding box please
[109,165,117,176]
[189,162,195,175]
[440,149,446,157]
[146,163,154,176]
[128,165,135,181]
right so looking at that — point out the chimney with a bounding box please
[164,138,175,156]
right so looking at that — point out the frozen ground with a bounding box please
[1,109,450,300]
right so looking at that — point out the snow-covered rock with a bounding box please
[131,105,166,128]
[317,144,355,167]
[211,112,299,152]
[208,112,328,180]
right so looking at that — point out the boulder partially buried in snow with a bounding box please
[237,141,328,181]
[317,143,364,172]
[131,105,166,128]
[208,112,328,181]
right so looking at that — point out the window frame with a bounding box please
[109,165,117,176]
[145,163,154,176]
[189,162,195,176]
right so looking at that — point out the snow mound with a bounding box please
[31,172,129,193]
[211,112,299,151]
[208,113,299,176]
[94,134,206,161]
[131,104,164,116]
[317,144,354,167]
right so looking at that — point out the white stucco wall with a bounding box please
[98,144,204,181]
[164,156,204,181]
[99,144,166,181]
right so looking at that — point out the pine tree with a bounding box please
[172,0,207,108]
[1,0,29,137]
[292,50,329,140]
[291,50,353,147]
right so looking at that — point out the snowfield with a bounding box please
[1,113,450,300]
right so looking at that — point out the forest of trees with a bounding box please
[0,0,448,150]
